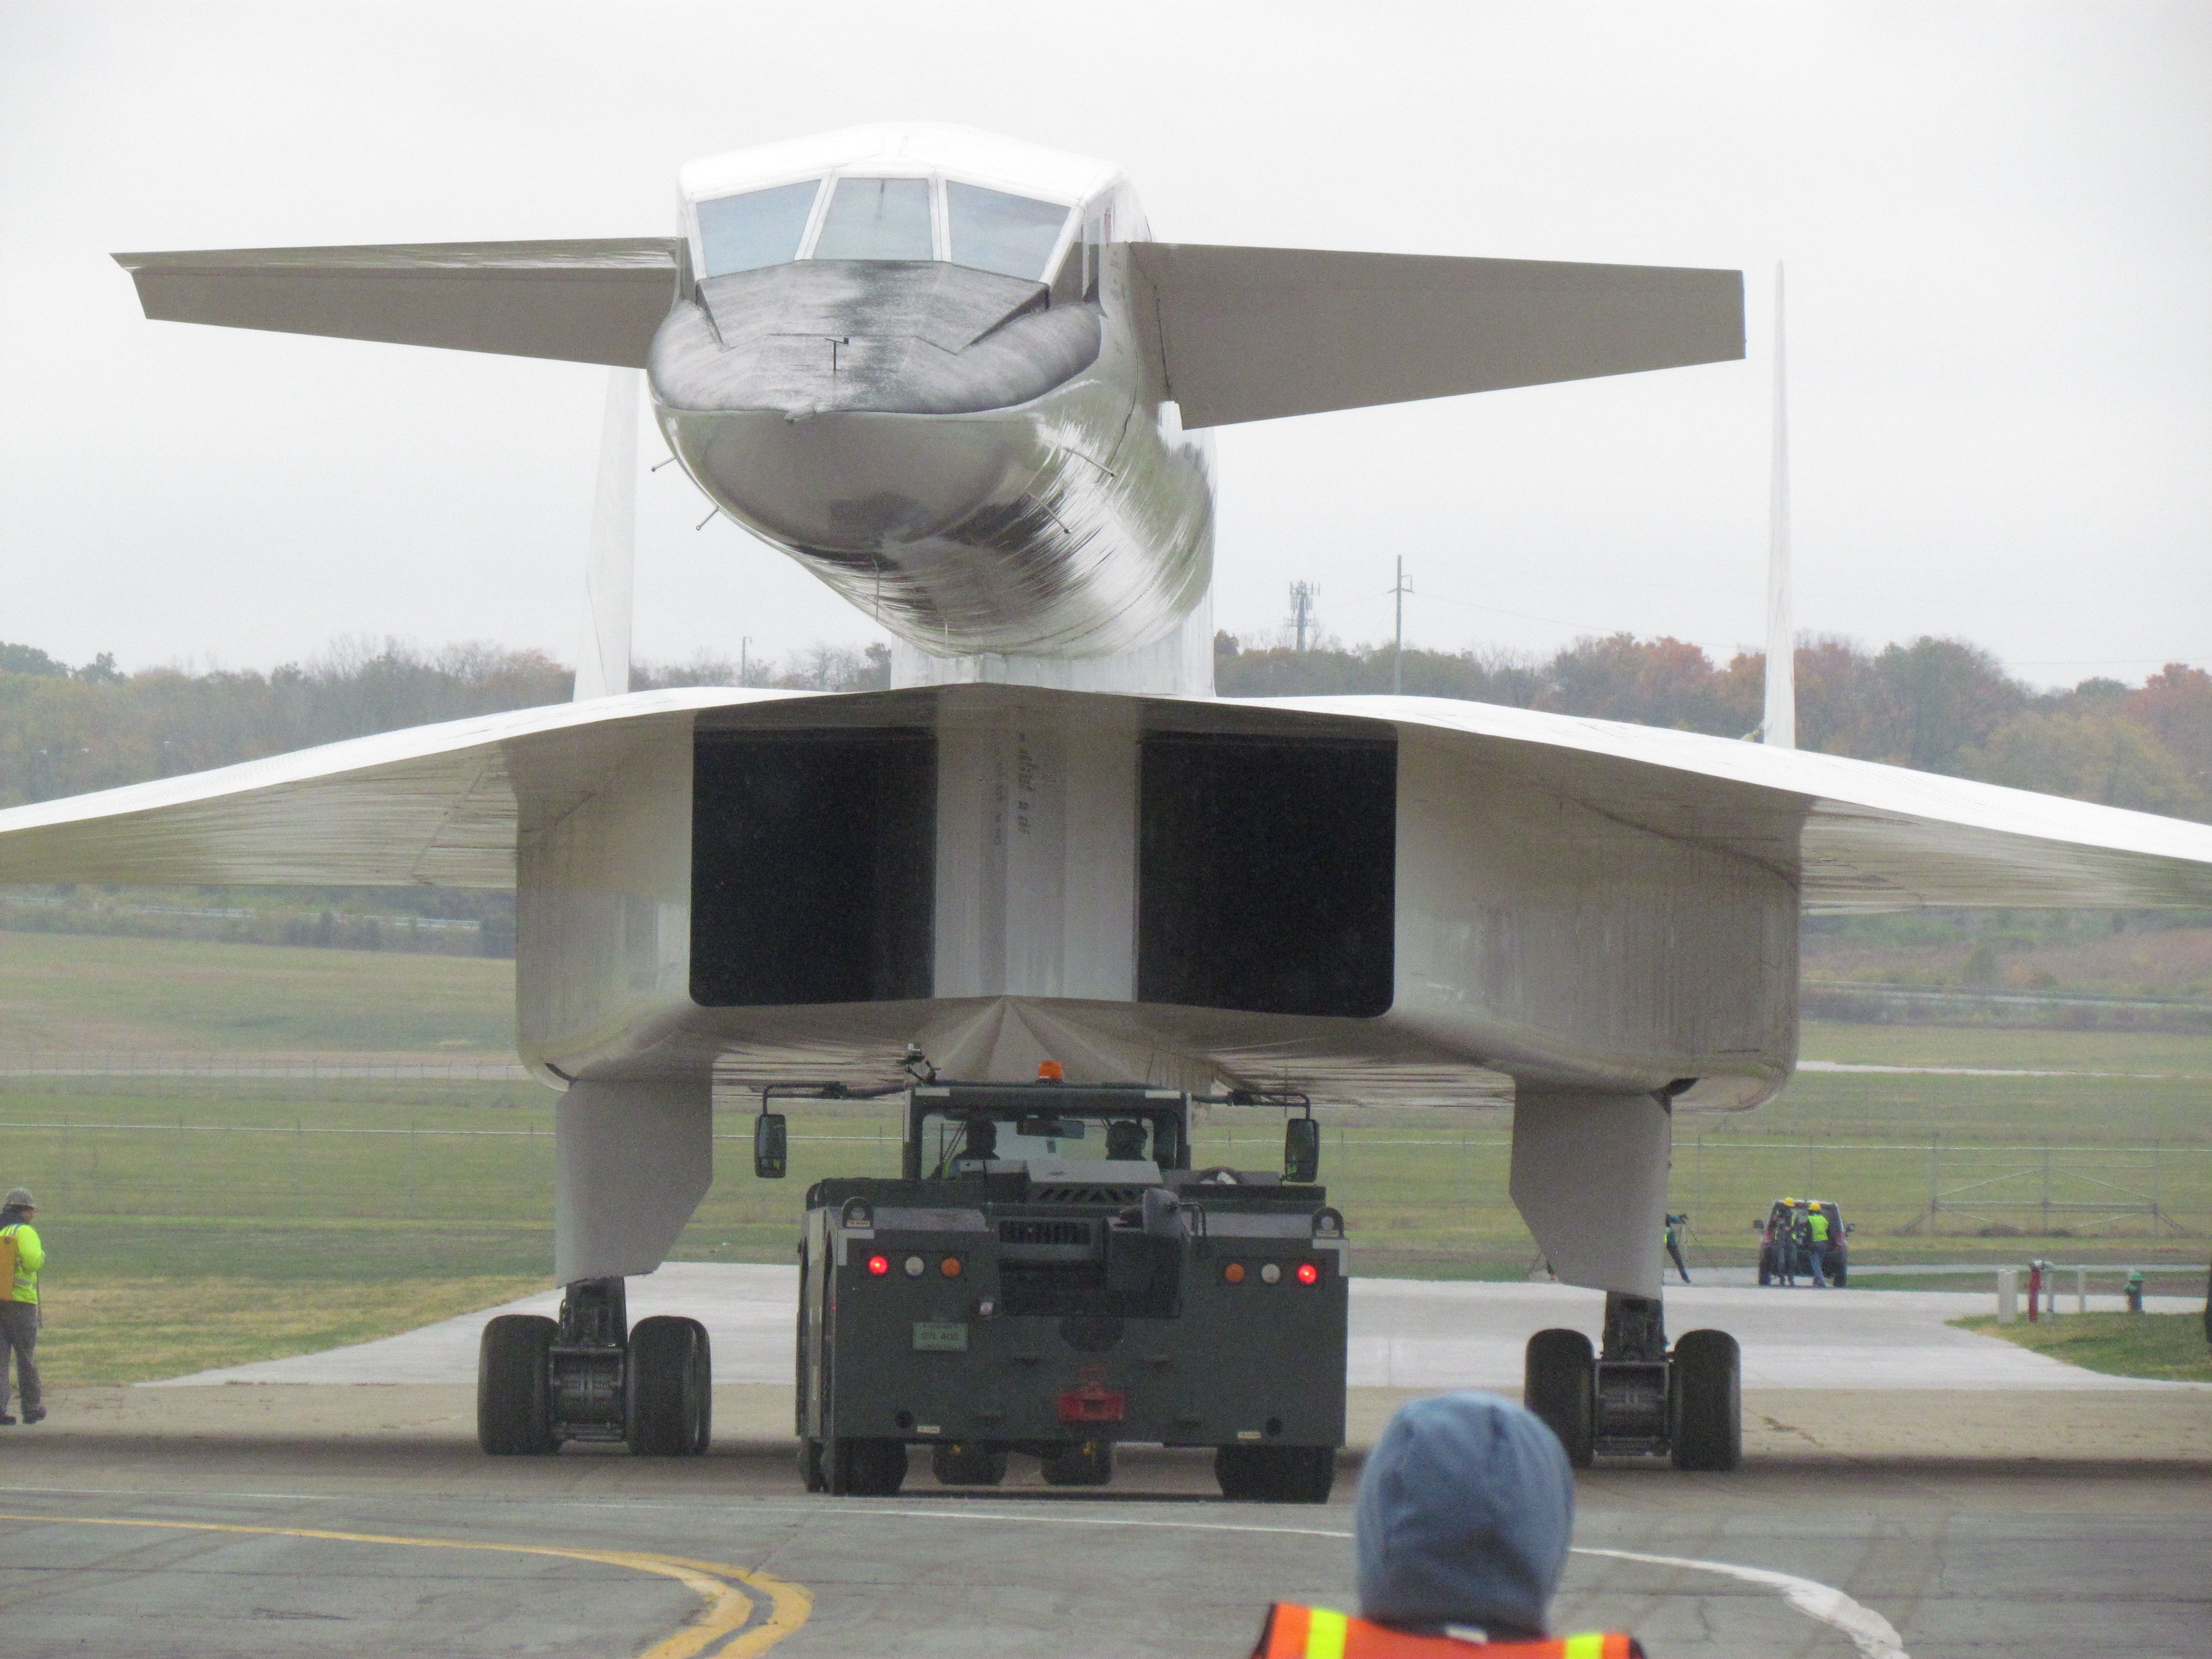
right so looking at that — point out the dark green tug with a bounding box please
[776,1080,1348,1500]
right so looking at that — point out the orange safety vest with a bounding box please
[1254,1605,1641,1659]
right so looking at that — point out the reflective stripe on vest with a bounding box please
[1256,1604,1637,1659]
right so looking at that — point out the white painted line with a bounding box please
[6,1482,1910,1655]
[800,1505,1910,1656]
[1577,1546,1907,1659]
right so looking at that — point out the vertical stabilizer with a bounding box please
[575,367,641,700]
[1762,265,1795,750]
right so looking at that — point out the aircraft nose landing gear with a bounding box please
[1524,1293,1739,1471]
[477,1277,711,1456]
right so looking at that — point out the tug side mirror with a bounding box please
[1284,1117,1321,1183]
[753,1112,789,1179]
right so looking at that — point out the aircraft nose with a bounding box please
[648,260,1099,419]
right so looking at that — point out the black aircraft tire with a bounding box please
[1215,1445,1335,1503]
[478,1314,558,1455]
[1670,1329,1742,1472]
[1524,1328,1595,1469]
[1040,1440,1114,1486]
[629,1315,710,1456]
[831,1437,908,1496]
[930,1442,1010,1485]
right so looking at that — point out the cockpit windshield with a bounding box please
[695,181,818,278]
[689,173,1076,283]
[945,183,1070,280]
[814,177,934,261]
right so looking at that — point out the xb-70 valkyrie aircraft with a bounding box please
[6,124,2209,1481]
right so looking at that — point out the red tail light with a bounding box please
[866,1254,890,1276]
[1057,1385,1125,1424]
[1296,1261,1321,1285]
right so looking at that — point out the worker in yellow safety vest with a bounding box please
[1250,1393,1643,1658]
[1805,1204,1832,1289]
[0,1187,45,1424]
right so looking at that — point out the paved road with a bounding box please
[154,1264,2206,1392]
[22,1270,2201,1654]
[3,1431,2205,1657]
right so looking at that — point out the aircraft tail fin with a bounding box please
[112,240,680,368]
[1126,244,1743,429]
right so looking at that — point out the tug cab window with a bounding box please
[946,183,1071,281]
[814,176,934,260]
[695,181,820,278]
[920,1106,1185,1178]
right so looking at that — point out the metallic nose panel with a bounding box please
[648,259,1208,660]
[650,261,1101,418]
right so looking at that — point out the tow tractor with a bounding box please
[761,1069,1349,1500]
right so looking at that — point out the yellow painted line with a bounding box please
[0,1512,811,1658]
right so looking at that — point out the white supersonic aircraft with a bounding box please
[7,124,2209,1470]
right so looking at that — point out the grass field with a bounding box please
[0,930,514,1055]
[1953,1312,2212,1384]
[30,1275,546,1386]
[3,931,2209,1384]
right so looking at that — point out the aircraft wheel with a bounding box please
[478,1314,558,1455]
[1524,1327,1595,1468]
[1669,1329,1742,1472]
[830,1436,908,1496]
[1215,1444,1335,1503]
[930,1441,1009,1485]
[1040,1439,1113,1486]
[629,1315,711,1456]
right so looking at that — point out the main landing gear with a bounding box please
[1524,1292,1739,1471]
[478,1277,711,1456]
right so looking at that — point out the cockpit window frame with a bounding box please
[685,167,1091,287]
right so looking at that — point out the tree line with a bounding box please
[2,629,2205,822]
[0,637,889,807]
[1216,631,2212,822]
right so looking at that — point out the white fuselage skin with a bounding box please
[648,141,1213,666]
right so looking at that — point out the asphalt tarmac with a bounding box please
[5,1270,2207,1657]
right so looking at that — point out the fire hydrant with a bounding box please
[2125,1269,2145,1314]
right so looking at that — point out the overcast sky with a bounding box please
[2,1,2206,688]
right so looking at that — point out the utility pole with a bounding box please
[1390,556,1412,695]
[1287,582,1319,652]
[740,637,751,685]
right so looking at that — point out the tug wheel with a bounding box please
[1040,1439,1113,1486]
[931,1441,1010,1485]
[1215,1444,1335,1503]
